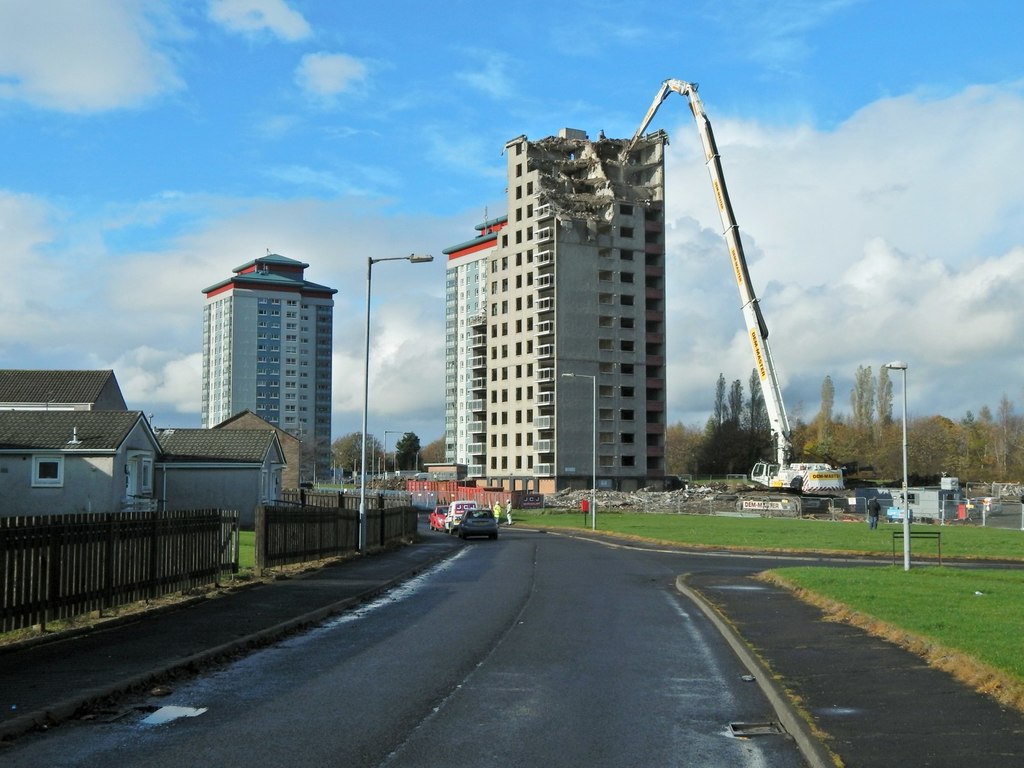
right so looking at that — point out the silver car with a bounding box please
[458,507,498,540]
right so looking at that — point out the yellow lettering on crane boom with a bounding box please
[712,179,727,214]
[730,246,744,287]
[750,329,768,380]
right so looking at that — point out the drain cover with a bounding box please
[729,721,782,737]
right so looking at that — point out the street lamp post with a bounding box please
[359,254,433,551]
[884,360,910,571]
[383,430,402,479]
[561,372,597,530]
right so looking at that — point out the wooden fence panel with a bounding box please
[256,502,418,572]
[0,509,239,633]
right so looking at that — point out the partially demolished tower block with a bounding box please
[487,127,669,493]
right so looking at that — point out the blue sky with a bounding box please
[2,0,1023,448]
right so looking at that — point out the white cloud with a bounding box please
[207,0,311,42]
[0,0,184,112]
[295,52,367,100]
[103,348,203,421]
[454,50,515,100]
[3,81,1023,444]
[707,0,863,74]
[660,82,1024,426]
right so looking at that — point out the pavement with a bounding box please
[2,524,1023,768]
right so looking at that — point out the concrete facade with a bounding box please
[444,128,668,492]
[443,217,505,475]
[201,253,336,481]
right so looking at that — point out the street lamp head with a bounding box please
[369,253,433,267]
[561,373,576,379]
[884,360,908,370]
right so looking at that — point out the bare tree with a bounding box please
[331,432,381,476]
[876,366,893,425]
[419,437,446,466]
[850,365,876,431]
[713,373,727,427]
[727,378,744,426]
[665,421,704,476]
[995,394,1019,475]
[817,375,835,443]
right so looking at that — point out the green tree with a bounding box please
[700,372,771,474]
[907,415,958,480]
[394,432,422,471]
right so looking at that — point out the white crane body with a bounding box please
[624,80,843,492]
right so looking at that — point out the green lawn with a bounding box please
[239,530,255,570]
[513,510,1024,560]
[766,566,1024,683]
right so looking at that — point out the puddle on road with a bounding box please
[141,705,208,725]
[815,706,862,717]
[712,584,768,591]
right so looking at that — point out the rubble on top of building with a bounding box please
[528,129,666,223]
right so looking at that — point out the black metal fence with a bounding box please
[1,509,239,633]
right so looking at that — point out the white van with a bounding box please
[445,500,477,533]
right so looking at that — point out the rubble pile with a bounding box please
[542,483,736,513]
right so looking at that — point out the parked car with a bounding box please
[445,500,477,533]
[458,507,498,540]
[428,505,448,532]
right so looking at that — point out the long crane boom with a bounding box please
[624,79,792,468]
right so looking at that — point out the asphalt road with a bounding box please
[3,529,806,768]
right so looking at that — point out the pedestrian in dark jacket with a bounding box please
[868,497,881,530]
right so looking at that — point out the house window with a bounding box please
[32,455,64,487]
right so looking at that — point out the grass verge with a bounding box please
[513,510,1024,560]
[765,567,1024,711]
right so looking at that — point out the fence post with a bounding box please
[103,514,116,616]
[149,511,160,600]
[254,504,266,575]
[44,518,63,632]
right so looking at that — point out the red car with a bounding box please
[428,505,448,532]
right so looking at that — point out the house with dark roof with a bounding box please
[0,371,287,523]
[155,428,285,528]
[213,410,301,490]
[0,369,128,411]
[0,410,159,516]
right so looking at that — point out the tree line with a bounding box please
[666,367,1024,484]
[330,431,425,477]
[352,366,1023,487]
